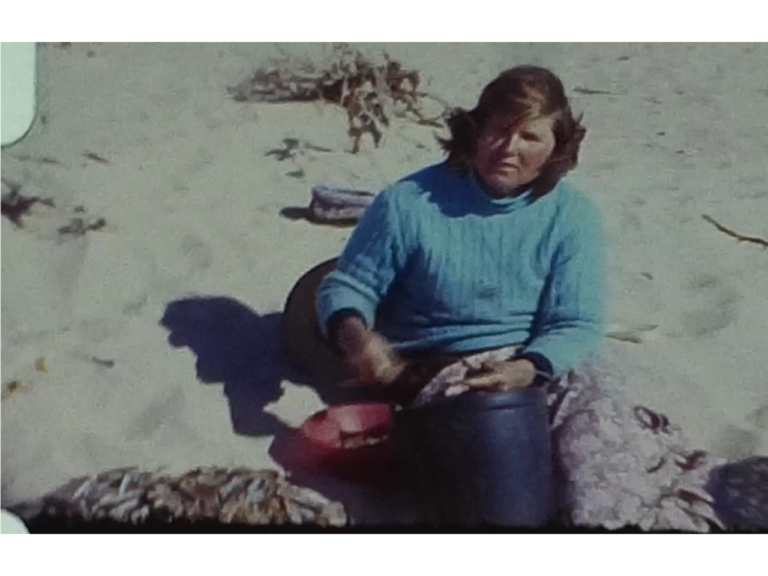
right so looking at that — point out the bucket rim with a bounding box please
[392,387,547,419]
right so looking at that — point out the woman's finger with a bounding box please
[463,373,503,389]
[373,360,406,385]
[497,378,530,392]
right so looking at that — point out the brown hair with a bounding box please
[438,65,586,198]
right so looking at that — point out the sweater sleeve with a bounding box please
[521,195,607,378]
[316,189,407,337]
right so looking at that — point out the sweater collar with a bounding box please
[465,169,534,212]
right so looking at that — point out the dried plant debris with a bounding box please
[38,40,104,48]
[83,151,111,165]
[48,42,73,49]
[34,357,50,373]
[572,86,620,96]
[10,466,348,528]
[90,357,116,369]
[266,138,333,161]
[55,203,108,238]
[1,178,55,227]
[1,181,108,238]
[1,380,31,401]
[58,216,107,237]
[10,154,63,166]
[230,44,447,153]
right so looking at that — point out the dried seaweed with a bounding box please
[229,44,446,153]
[83,151,111,165]
[58,216,107,237]
[1,178,55,227]
[2,179,107,237]
[265,138,333,161]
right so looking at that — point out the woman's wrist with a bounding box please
[335,317,370,357]
[326,309,368,355]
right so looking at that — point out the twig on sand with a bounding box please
[702,214,768,249]
[11,154,63,166]
[83,151,110,165]
[573,86,619,96]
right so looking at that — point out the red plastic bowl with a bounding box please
[287,403,400,484]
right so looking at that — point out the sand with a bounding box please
[2,42,767,517]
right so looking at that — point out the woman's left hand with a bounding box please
[463,359,538,391]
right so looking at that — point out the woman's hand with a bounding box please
[463,359,538,391]
[335,317,405,385]
[347,332,406,385]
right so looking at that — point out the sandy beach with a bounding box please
[2,42,767,520]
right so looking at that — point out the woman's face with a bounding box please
[472,113,557,196]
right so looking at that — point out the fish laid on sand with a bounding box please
[9,466,348,528]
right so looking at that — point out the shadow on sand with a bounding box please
[159,295,419,525]
[160,296,301,439]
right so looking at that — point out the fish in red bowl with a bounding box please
[274,403,401,485]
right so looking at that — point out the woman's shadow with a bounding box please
[159,296,305,439]
[158,295,421,525]
[159,295,372,437]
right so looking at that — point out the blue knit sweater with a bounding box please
[316,162,607,378]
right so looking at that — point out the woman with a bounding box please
[316,66,724,531]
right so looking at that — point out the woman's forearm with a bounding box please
[316,189,408,338]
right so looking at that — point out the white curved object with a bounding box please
[1,509,29,534]
[1,42,37,147]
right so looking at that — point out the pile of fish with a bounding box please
[9,466,348,528]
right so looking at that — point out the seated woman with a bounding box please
[315,66,724,532]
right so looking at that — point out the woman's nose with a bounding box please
[488,131,522,156]
[503,133,523,154]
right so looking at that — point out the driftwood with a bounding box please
[229,44,447,153]
[702,214,768,249]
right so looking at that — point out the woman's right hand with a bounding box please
[335,318,405,385]
[346,331,406,385]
